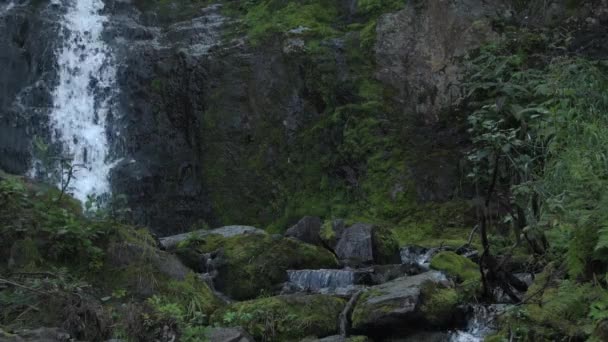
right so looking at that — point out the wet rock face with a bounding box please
[104,2,225,235]
[375,0,501,124]
[0,2,61,175]
[103,2,324,234]
[374,0,503,202]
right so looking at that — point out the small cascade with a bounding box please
[449,305,508,342]
[37,0,118,204]
[400,246,439,269]
[286,269,356,294]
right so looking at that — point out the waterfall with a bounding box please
[287,269,356,293]
[44,0,117,204]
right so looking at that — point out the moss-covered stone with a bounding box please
[419,283,460,326]
[351,271,455,332]
[430,251,480,289]
[371,225,400,264]
[177,233,339,300]
[210,294,345,341]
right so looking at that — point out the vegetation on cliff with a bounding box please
[3,0,608,341]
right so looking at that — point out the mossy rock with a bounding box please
[210,294,345,341]
[351,271,458,334]
[371,225,400,264]
[430,251,480,295]
[419,283,460,326]
[176,233,339,300]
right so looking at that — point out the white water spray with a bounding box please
[48,0,117,203]
[1,1,15,14]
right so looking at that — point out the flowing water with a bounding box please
[286,269,356,293]
[44,0,117,203]
[400,246,439,269]
[449,304,508,342]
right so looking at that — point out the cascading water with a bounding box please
[449,304,508,342]
[43,0,117,203]
[286,269,356,293]
[400,245,438,269]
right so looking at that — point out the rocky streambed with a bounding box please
[152,216,528,341]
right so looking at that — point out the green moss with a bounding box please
[351,289,386,328]
[391,201,477,248]
[320,220,336,242]
[484,334,508,342]
[150,273,223,324]
[372,225,400,264]
[431,252,480,283]
[177,234,338,300]
[210,294,345,341]
[430,251,480,297]
[420,283,460,326]
[244,1,339,44]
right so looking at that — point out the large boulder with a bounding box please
[107,242,190,280]
[159,225,266,250]
[284,216,323,246]
[351,271,463,337]
[176,233,339,300]
[335,223,374,264]
[335,223,400,265]
[210,294,346,341]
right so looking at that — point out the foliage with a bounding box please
[464,29,608,277]
[464,29,608,338]
[0,177,111,271]
[210,294,345,341]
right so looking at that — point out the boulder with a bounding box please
[175,233,339,300]
[285,216,323,246]
[210,294,345,341]
[159,225,266,250]
[205,327,254,342]
[335,223,374,264]
[105,241,191,296]
[351,272,463,337]
[335,223,400,266]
